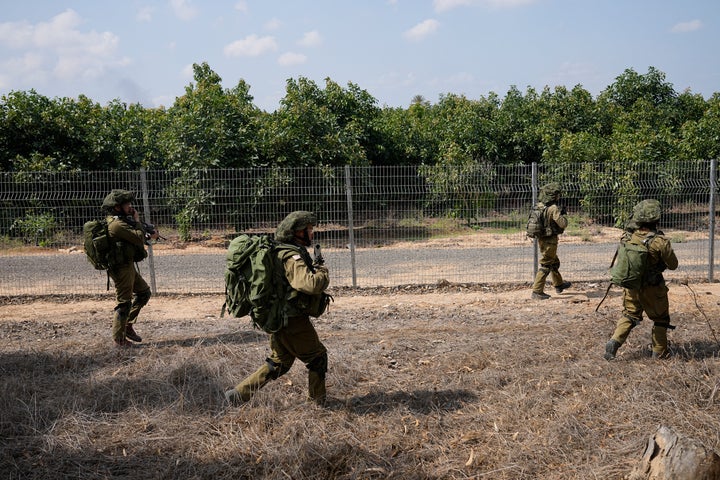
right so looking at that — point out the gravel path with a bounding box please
[0,240,712,296]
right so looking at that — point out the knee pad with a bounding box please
[652,321,676,330]
[265,358,291,380]
[623,313,641,328]
[538,266,551,274]
[307,352,328,376]
[134,289,151,308]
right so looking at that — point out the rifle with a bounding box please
[142,221,167,242]
[594,247,618,312]
[313,243,325,266]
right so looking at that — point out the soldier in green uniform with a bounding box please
[225,211,331,406]
[604,199,678,360]
[531,183,571,299]
[102,189,159,348]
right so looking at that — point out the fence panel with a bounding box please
[0,161,716,296]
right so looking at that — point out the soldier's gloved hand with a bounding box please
[560,206,567,216]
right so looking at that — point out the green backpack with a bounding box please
[610,233,656,290]
[221,234,296,333]
[526,204,551,239]
[83,219,116,270]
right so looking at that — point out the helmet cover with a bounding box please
[275,211,318,242]
[102,189,136,210]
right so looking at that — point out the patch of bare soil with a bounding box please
[1,281,720,479]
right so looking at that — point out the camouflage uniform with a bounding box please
[605,200,678,360]
[531,183,570,297]
[102,190,151,347]
[227,211,331,405]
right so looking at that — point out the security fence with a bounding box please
[0,160,717,296]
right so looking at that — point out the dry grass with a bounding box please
[1,282,720,479]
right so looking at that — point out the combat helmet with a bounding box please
[631,199,661,225]
[539,182,561,204]
[102,189,135,211]
[275,211,318,243]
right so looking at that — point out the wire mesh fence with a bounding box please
[0,161,717,296]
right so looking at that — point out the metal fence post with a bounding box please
[344,165,358,287]
[140,167,157,294]
[532,162,539,280]
[710,159,717,282]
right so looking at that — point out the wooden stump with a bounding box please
[629,425,720,480]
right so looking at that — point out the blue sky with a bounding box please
[0,1,717,112]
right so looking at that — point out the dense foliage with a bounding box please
[1,64,718,172]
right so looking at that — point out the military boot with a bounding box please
[604,339,621,360]
[652,350,671,360]
[125,324,142,342]
[531,291,551,300]
[224,387,251,406]
[308,371,326,406]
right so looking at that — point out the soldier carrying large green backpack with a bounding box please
[604,199,679,360]
[225,211,332,406]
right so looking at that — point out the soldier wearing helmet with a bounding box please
[102,189,159,348]
[531,182,572,299]
[226,210,331,406]
[604,199,678,360]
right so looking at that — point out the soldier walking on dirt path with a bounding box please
[531,183,571,300]
[225,211,331,407]
[102,189,159,348]
[604,199,679,360]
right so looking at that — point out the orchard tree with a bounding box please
[679,93,720,161]
[493,86,544,164]
[160,62,261,170]
[259,77,371,166]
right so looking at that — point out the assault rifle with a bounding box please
[142,221,166,242]
[313,243,325,266]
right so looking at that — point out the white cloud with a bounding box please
[0,20,34,48]
[234,1,248,13]
[0,9,129,85]
[278,52,307,66]
[265,18,282,30]
[298,30,322,47]
[434,0,474,12]
[433,0,535,12]
[671,19,702,33]
[403,19,439,41]
[169,0,198,21]
[136,6,154,22]
[0,52,47,85]
[224,34,278,57]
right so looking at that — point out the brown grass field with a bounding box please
[1,280,720,479]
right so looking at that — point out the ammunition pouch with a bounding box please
[292,292,333,318]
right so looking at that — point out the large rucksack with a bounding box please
[526,204,551,239]
[610,233,656,290]
[221,234,296,333]
[83,219,116,270]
